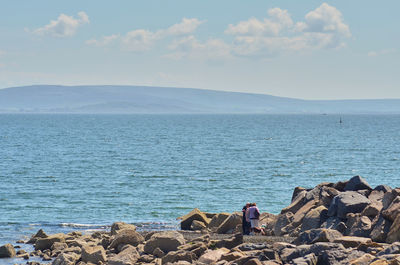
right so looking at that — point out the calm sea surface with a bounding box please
[1,114,400,250]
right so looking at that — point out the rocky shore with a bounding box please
[2,175,400,265]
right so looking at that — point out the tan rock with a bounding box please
[191,220,207,231]
[281,190,307,214]
[216,213,242,234]
[220,251,244,262]
[52,252,80,265]
[370,260,389,265]
[301,205,328,232]
[0,244,16,258]
[107,245,139,265]
[243,258,263,265]
[348,253,375,265]
[35,233,66,251]
[179,208,210,230]
[333,236,372,248]
[144,231,185,254]
[81,245,107,264]
[198,248,229,264]
[208,213,230,230]
[110,222,137,235]
[109,229,144,250]
[387,214,400,243]
[383,196,400,221]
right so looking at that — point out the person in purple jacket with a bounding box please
[247,202,260,234]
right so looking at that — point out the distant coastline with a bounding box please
[1,85,400,114]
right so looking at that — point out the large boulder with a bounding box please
[382,196,400,221]
[191,220,207,231]
[180,208,210,230]
[107,245,140,265]
[35,233,65,251]
[386,214,400,243]
[319,186,340,208]
[281,190,307,214]
[198,248,229,264]
[144,231,185,254]
[0,244,16,258]
[81,245,107,264]
[216,212,242,234]
[52,252,80,265]
[328,191,371,219]
[301,205,328,232]
[27,229,48,244]
[296,229,343,244]
[109,229,144,250]
[207,213,230,230]
[161,249,197,264]
[111,222,137,235]
[345,213,372,237]
[274,212,294,236]
[370,216,392,243]
[344,176,372,191]
[333,236,372,248]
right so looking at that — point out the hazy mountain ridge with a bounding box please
[0,85,399,114]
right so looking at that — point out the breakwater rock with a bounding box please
[2,175,400,264]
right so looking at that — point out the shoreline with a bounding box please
[1,175,400,264]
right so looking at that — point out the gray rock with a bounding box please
[207,213,230,230]
[52,252,80,265]
[321,216,347,234]
[107,245,140,265]
[319,186,340,208]
[35,233,65,251]
[216,212,242,234]
[291,253,317,265]
[382,196,400,221]
[179,208,210,230]
[190,220,206,231]
[328,191,370,219]
[0,244,16,258]
[281,190,307,214]
[377,242,400,256]
[345,214,372,237]
[273,212,294,236]
[296,229,343,244]
[301,205,328,232]
[144,231,185,254]
[344,175,372,191]
[374,185,392,193]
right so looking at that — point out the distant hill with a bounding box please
[0,85,399,114]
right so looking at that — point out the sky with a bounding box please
[0,1,399,99]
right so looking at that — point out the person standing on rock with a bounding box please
[242,202,251,235]
[247,202,260,235]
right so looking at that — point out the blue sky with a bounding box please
[0,1,399,99]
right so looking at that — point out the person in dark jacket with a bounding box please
[242,202,251,235]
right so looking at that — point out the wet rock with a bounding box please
[35,233,65,251]
[81,245,107,264]
[301,205,328,232]
[109,229,144,250]
[179,208,210,230]
[216,212,242,234]
[328,191,371,219]
[333,236,372,248]
[107,245,140,265]
[110,222,137,235]
[144,231,185,254]
[0,244,16,258]
[344,176,372,191]
[27,229,48,244]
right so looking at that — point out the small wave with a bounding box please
[60,223,107,228]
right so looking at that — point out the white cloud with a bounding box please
[87,18,204,51]
[225,8,293,36]
[85,34,120,47]
[368,49,396,57]
[225,3,351,57]
[32,11,89,37]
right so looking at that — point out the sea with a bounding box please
[0,114,399,263]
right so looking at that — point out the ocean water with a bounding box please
[1,114,400,249]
